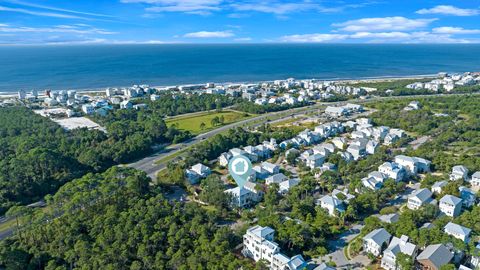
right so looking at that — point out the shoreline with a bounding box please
[0,73,441,98]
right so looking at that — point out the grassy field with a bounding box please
[165,110,252,135]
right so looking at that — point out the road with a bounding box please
[128,92,479,180]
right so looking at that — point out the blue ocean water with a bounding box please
[1,44,480,92]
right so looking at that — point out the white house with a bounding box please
[266,173,288,185]
[363,228,391,256]
[225,186,256,208]
[346,144,366,161]
[381,235,417,270]
[444,222,472,243]
[407,188,433,210]
[325,106,347,117]
[394,155,431,174]
[439,195,462,217]
[366,140,379,155]
[431,181,448,194]
[362,176,383,191]
[450,165,469,181]
[317,195,345,216]
[82,104,95,115]
[306,154,326,169]
[191,163,211,178]
[120,100,133,109]
[262,162,280,175]
[331,137,346,150]
[271,254,307,270]
[471,244,480,269]
[378,162,406,182]
[471,171,480,191]
[219,152,232,167]
[242,225,279,264]
[279,179,300,194]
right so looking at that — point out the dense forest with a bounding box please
[0,107,187,214]
[139,93,238,116]
[0,167,253,270]
[233,101,309,114]
[369,95,480,172]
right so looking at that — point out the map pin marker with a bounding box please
[228,155,253,188]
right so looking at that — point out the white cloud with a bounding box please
[432,27,480,34]
[280,33,348,42]
[122,0,222,15]
[0,5,87,19]
[234,37,252,41]
[231,2,321,15]
[333,16,436,32]
[4,0,114,18]
[416,5,479,16]
[0,24,116,35]
[349,31,410,39]
[183,30,234,38]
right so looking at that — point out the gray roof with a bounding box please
[473,171,480,178]
[444,222,472,237]
[363,228,391,246]
[249,225,275,239]
[440,194,462,206]
[385,235,416,257]
[417,244,453,269]
[314,263,335,270]
[432,181,447,189]
[410,188,433,203]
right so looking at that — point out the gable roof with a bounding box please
[363,228,391,246]
[440,195,462,206]
[410,188,433,203]
[444,222,472,237]
[417,244,453,269]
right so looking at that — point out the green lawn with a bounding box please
[165,110,252,135]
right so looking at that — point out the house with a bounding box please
[120,100,133,109]
[416,244,453,270]
[378,213,400,224]
[366,140,379,155]
[373,126,390,141]
[325,106,347,117]
[431,181,448,194]
[271,254,307,270]
[444,222,471,243]
[404,101,421,111]
[471,243,480,269]
[362,176,383,191]
[185,169,200,184]
[82,104,95,115]
[306,154,326,169]
[378,162,406,182]
[394,155,431,174]
[317,195,345,216]
[331,137,346,150]
[346,144,366,161]
[381,235,417,270]
[312,146,331,157]
[243,146,259,162]
[369,171,387,183]
[450,165,469,181]
[332,188,355,203]
[407,188,433,210]
[225,186,256,208]
[459,186,476,207]
[242,225,279,264]
[363,228,391,256]
[255,144,271,159]
[219,152,232,167]
[262,162,280,175]
[471,171,480,191]
[266,173,288,185]
[253,166,270,180]
[191,163,211,178]
[279,179,300,194]
[230,148,247,157]
[339,151,354,162]
[351,130,367,140]
[263,138,278,151]
[439,195,462,217]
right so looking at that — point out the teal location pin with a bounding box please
[228,155,253,188]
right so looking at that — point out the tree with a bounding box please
[396,253,413,270]
[211,116,220,127]
[199,175,229,210]
[199,122,206,130]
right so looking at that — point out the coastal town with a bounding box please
[1,72,480,270]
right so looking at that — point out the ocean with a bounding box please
[1,44,480,92]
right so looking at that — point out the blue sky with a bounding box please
[0,0,479,44]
